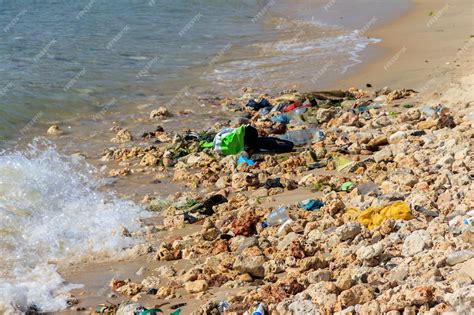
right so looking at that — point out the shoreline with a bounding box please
[57,0,473,314]
[1,0,473,313]
[335,0,474,91]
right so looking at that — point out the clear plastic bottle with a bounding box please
[277,129,325,145]
[218,300,230,313]
[266,207,290,226]
[252,303,266,315]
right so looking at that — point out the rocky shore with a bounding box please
[58,67,473,315]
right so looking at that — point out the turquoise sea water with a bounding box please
[0,0,409,141]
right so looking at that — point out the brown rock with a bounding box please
[184,279,208,294]
[116,282,143,297]
[211,240,229,255]
[231,211,257,236]
[46,124,63,136]
[437,114,456,129]
[338,284,374,307]
[150,106,171,119]
[417,119,437,130]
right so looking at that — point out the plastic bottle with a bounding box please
[463,217,474,226]
[218,300,230,313]
[419,105,435,117]
[277,129,324,145]
[251,303,266,315]
[265,207,289,226]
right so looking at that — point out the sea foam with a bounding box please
[0,140,146,313]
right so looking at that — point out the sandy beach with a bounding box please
[1,0,472,314]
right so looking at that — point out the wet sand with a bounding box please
[336,0,474,91]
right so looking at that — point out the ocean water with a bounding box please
[0,0,409,141]
[0,141,147,313]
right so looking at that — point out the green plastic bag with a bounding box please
[209,125,246,156]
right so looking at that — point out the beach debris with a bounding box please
[46,124,63,136]
[348,201,413,229]
[83,86,473,315]
[111,128,133,143]
[298,199,324,211]
[246,98,271,111]
[150,106,171,119]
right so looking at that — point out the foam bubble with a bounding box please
[0,140,147,312]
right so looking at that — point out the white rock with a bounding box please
[374,147,393,162]
[337,222,362,241]
[388,131,407,144]
[356,242,384,260]
[402,230,432,257]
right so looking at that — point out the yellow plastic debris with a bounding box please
[354,201,413,229]
[334,156,353,171]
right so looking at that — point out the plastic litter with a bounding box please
[247,98,271,111]
[93,304,118,315]
[170,309,181,315]
[355,105,367,113]
[308,161,327,170]
[282,102,298,113]
[463,217,474,226]
[277,129,325,146]
[244,125,295,154]
[419,105,435,117]
[218,300,230,313]
[339,181,353,191]
[265,207,290,226]
[271,114,290,124]
[333,156,353,171]
[170,303,186,310]
[237,155,255,166]
[251,303,266,315]
[350,201,413,229]
[264,177,284,189]
[298,199,324,211]
[414,205,438,217]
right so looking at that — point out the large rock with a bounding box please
[336,222,362,241]
[338,284,374,307]
[402,230,432,257]
[150,106,171,119]
[184,279,208,294]
[356,242,383,261]
[373,147,393,162]
[233,255,266,278]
